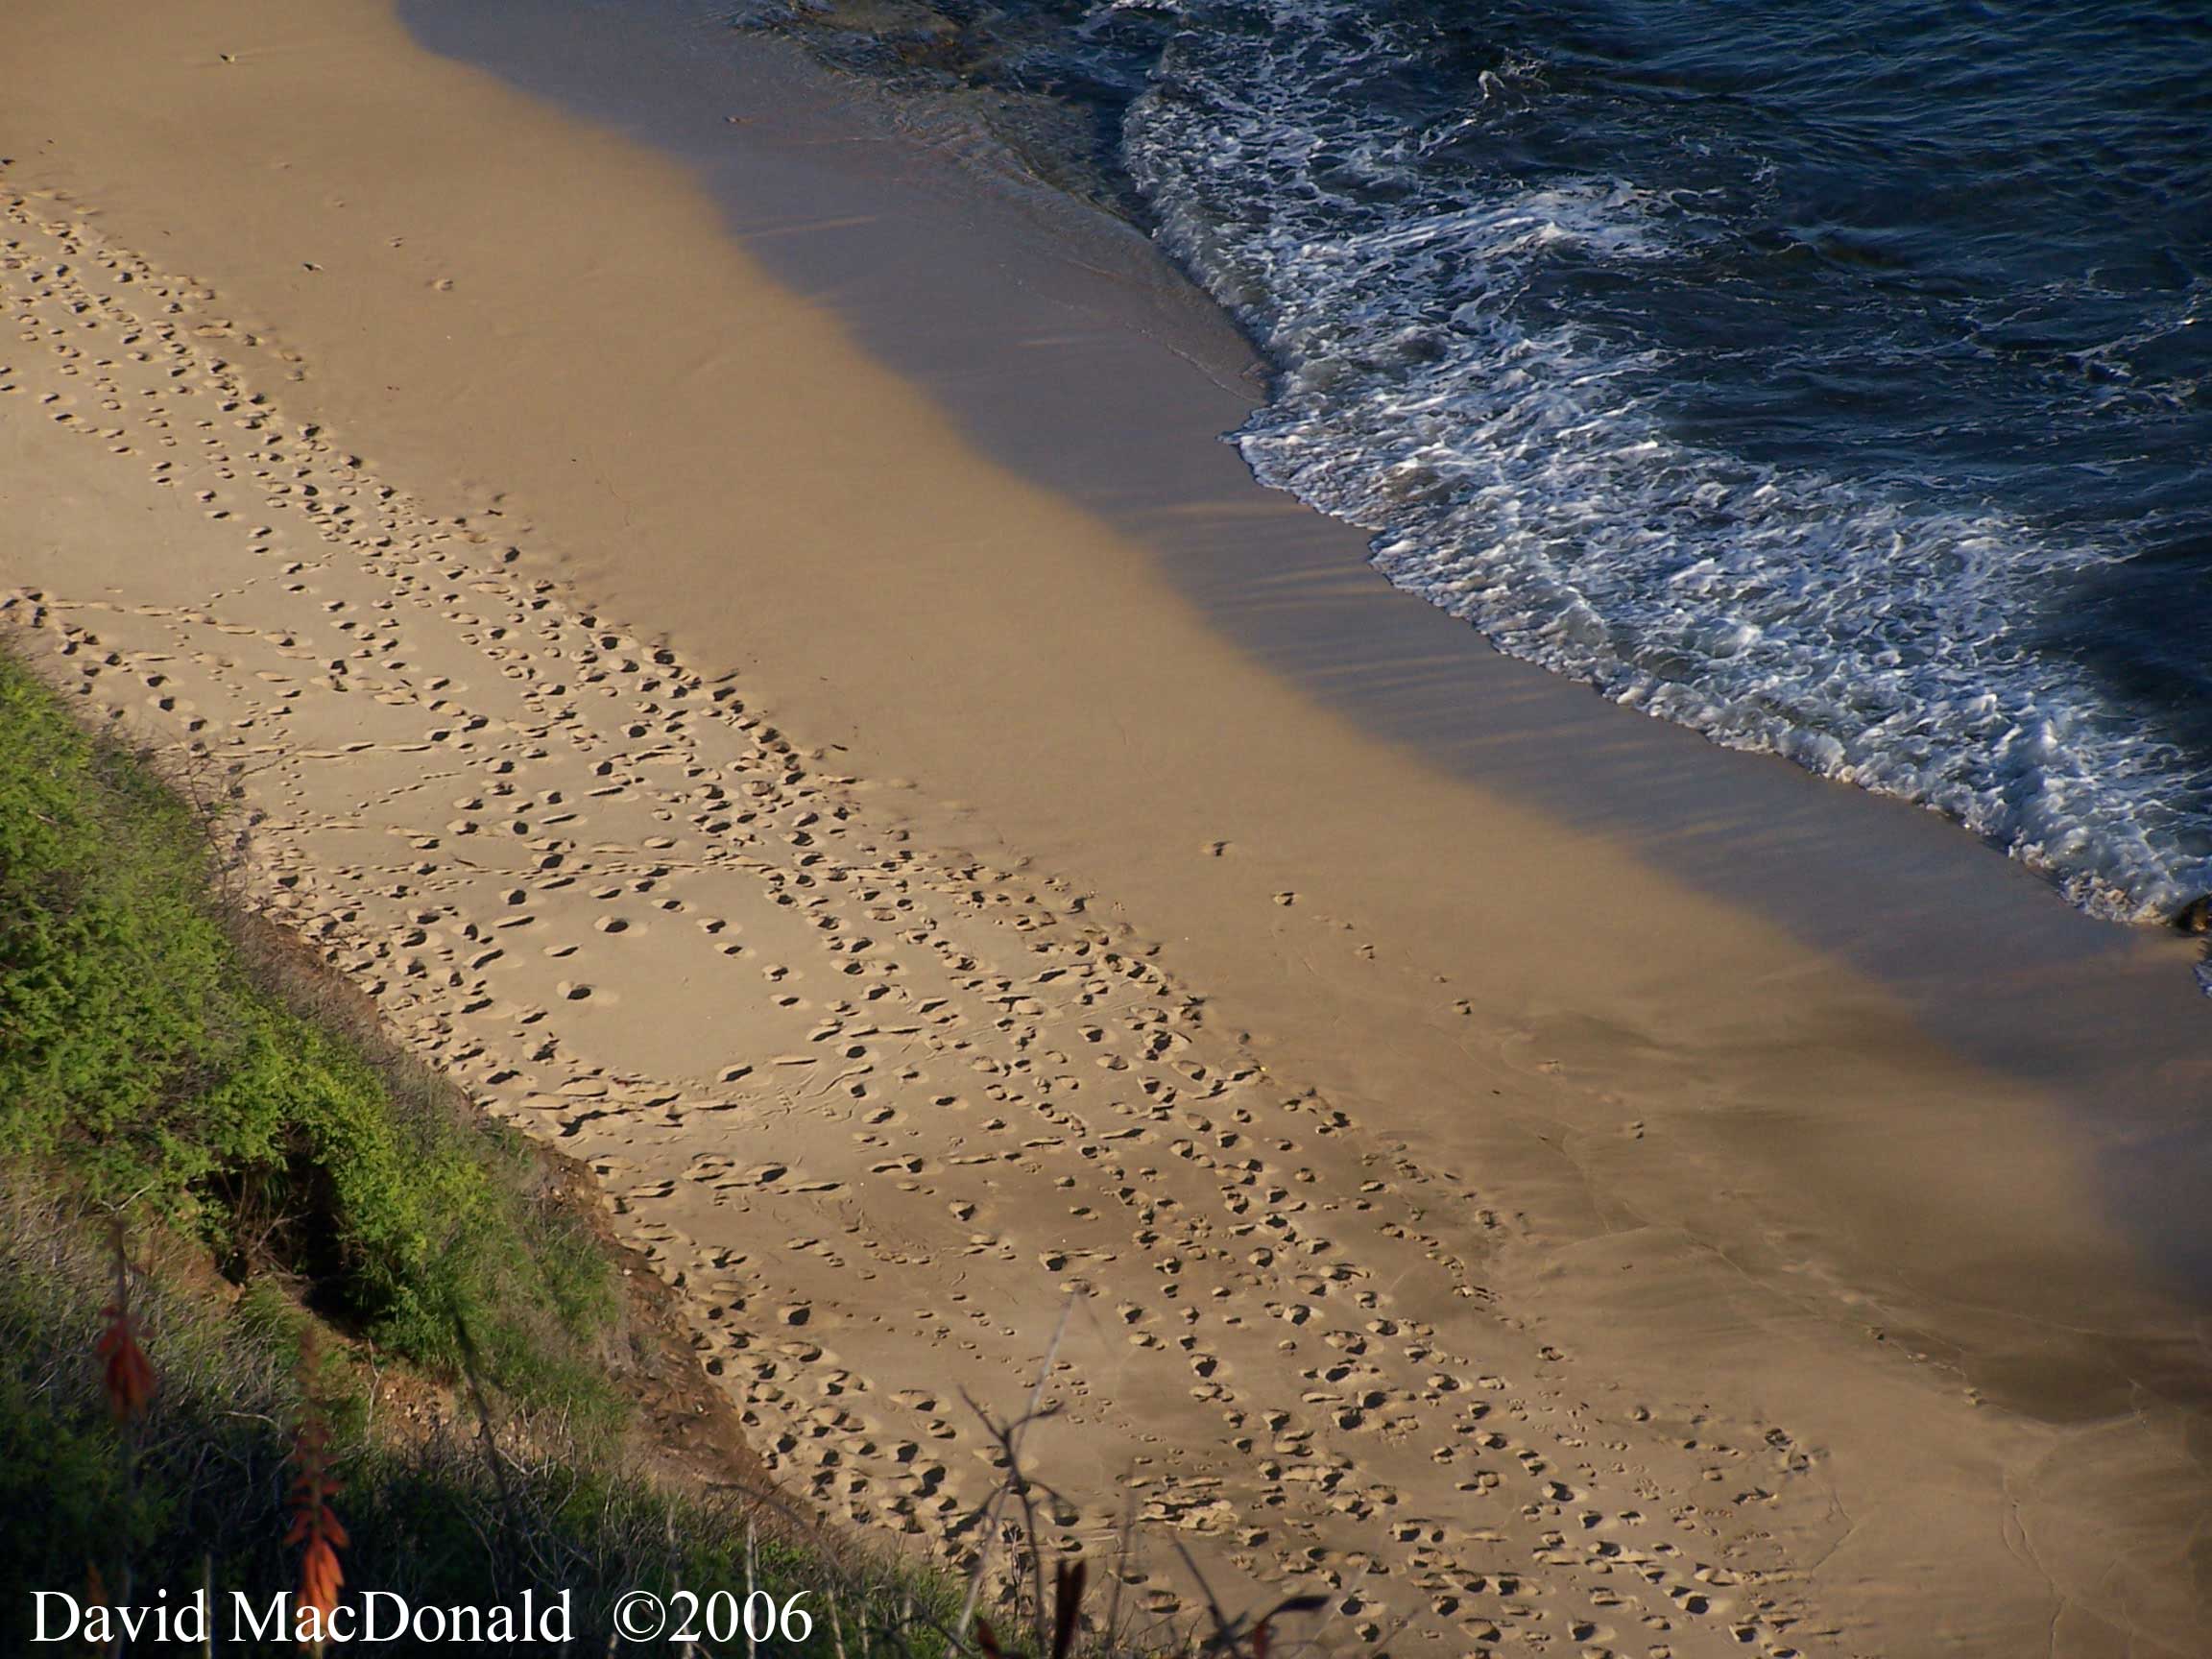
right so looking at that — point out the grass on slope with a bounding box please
[0,647,957,1650]
[0,648,610,1410]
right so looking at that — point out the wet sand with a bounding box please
[3,0,2207,1652]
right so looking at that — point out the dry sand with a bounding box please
[3,2,2207,1654]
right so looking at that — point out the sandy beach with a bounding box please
[4,1,2208,1653]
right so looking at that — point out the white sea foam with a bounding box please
[1124,0,2210,923]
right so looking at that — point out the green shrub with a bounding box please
[0,652,611,1412]
[0,1182,950,1655]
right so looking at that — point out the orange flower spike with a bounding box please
[287,1375,349,1654]
[98,1220,156,1432]
[283,1506,349,1551]
[97,1304,156,1424]
[98,1223,156,1425]
[300,1532,345,1627]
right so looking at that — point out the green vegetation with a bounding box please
[0,648,1296,1657]
[0,650,957,1651]
[0,1178,953,1653]
[0,650,611,1411]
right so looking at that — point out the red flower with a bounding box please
[288,1400,349,1651]
[97,1303,156,1424]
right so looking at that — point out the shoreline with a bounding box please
[4,0,2207,1652]
[399,0,2212,1382]
[399,0,2212,1123]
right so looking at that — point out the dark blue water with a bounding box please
[757,0,2212,925]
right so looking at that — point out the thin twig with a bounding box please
[954,1293,1078,1641]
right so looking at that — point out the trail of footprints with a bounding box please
[1,188,1822,1657]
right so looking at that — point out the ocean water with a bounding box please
[751,0,2212,925]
